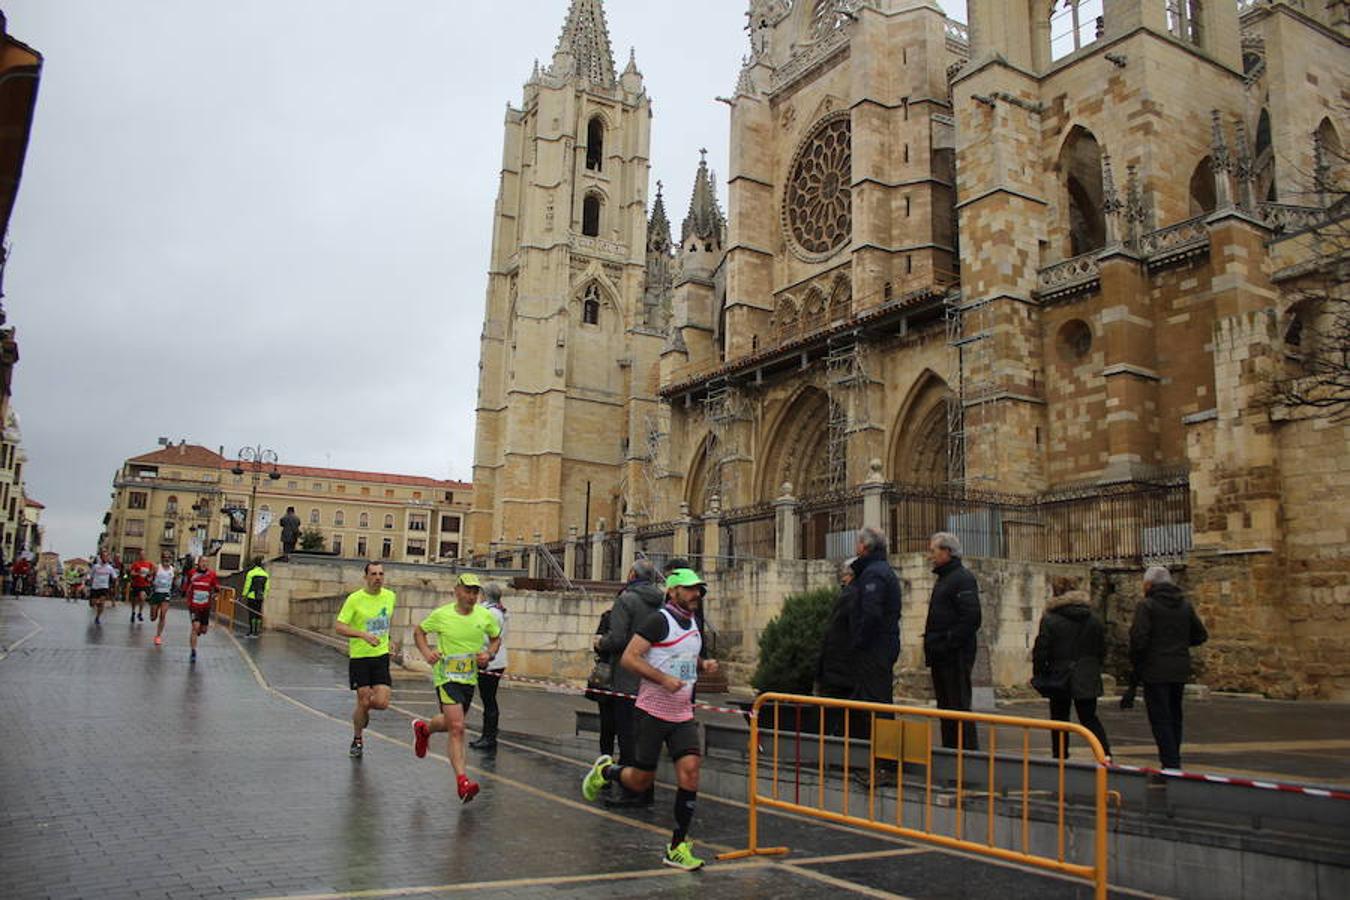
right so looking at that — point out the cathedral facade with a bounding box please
[469,1,1348,697]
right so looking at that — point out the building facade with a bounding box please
[469,1,1348,697]
[101,443,472,573]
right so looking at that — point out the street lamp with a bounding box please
[232,445,281,566]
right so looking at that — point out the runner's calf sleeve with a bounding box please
[672,788,697,846]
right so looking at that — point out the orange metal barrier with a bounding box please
[718,692,1110,900]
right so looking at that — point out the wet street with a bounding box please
[1,595,1150,899]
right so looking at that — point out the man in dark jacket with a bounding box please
[923,532,982,750]
[1129,567,1208,770]
[849,527,902,705]
[594,557,664,806]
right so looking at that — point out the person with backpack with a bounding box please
[1032,577,1111,760]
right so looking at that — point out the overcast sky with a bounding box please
[3,0,966,560]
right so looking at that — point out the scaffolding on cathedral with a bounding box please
[637,405,671,523]
[945,288,995,487]
[701,379,752,511]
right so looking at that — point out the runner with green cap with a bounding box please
[581,567,718,871]
[412,572,501,803]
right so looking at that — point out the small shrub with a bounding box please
[298,527,326,552]
[750,587,838,694]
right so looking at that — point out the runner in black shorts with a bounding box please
[582,568,717,871]
[335,562,396,759]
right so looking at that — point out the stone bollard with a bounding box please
[590,518,606,582]
[674,502,691,557]
[564,525,578,580]
[702,494,722,574]
[861,458,888,531]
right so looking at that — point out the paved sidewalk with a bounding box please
[1,596,1148,899]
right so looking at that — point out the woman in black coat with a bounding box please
[1032,585,1112,760]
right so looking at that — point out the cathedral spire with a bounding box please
[552,0,617,87]
[648,181,672,254]
[682,149,726,244]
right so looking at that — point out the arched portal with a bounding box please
[1189,156,1216,215]
[756,387,832,502]
[890,371,954,487]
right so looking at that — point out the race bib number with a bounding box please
[191,590,210,606]
[663,655,698,684]
[434,654,477,685]
[367,611,390,639]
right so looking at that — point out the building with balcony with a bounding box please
[101,442,471,573]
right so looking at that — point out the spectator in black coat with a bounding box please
[1129,567,1208,770]
[923,532,982,750]
[1033,578,1111,760]
[815,558,858,735]
[849,527,902,706]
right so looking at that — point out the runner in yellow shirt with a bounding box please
[412,573,500,803]
[334,562,396,759]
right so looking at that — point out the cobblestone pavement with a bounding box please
[1,596,1149,899]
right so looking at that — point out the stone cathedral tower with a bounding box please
[467,0,668,550]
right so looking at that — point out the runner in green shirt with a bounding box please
[412,572,500,803]
[334,562,397,759]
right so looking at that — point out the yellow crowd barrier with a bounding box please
[718,692,1110,900]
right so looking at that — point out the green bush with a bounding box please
[750,587,838,694]
[298,527,326,552]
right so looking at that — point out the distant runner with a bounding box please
[88,552,119,625]
[582,568,717,871]
[334,562,396,759]
[149,553,176,647]
[63,563,83,602]
[183,556,219,663]
[127,553,155,624]
[412,573,500,803]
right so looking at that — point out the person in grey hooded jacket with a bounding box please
[1033,578,1111,759]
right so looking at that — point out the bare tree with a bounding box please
[1266,132,1349,422]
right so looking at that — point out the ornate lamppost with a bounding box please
[232,445,281,565]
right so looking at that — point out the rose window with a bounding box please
[784,115,852,259]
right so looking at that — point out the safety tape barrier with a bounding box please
[1107,761,1350,800]
[210,593,1350,801]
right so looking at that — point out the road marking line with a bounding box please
[790,847,931,865]
[777,859,915,899]
[0,604,43,660]
[251,859,774,900]
[226,632,725,847]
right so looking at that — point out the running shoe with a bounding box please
[457,775,480,804]
[190,649,197,663]
[130,612,135,623]
[663,841,704,871]
[138,613,144,622]
[413,719,430,758]
[349,738,364,759]
[154,635,162,647]
[581,754,614,802]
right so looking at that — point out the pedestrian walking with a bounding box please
[411,573,500,803]
[586,607,618,761]
[469,581,508,751]
[593,557,664,808]
[815,557,857,736]
[241,556,269,638]
[334,561,396,759]
[88,552,118,625]
[1129,566,1208,770]
[1032,577,1112,760]
[279,507,302,557]
[127,553,154,624]
[582,568,718,871]
[149,553,175,647]
[183,556,219,664]
[923,531,982,750]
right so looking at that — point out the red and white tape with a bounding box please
[475,667,751,717]
[1108,762,1350,800]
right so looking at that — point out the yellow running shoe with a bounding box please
[663,840,704,871]
[581,754,613,802]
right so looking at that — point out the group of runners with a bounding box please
[72,549,240,660]
[333,559,716,871]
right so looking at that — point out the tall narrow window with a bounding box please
[1166,0,1203,46]
[586,116,604,171]
[1050,0,1104,61]
[582,193,602,237]
[582,283,601,325]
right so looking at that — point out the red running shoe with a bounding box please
[413,719,430,758]
[457,774,480,804]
